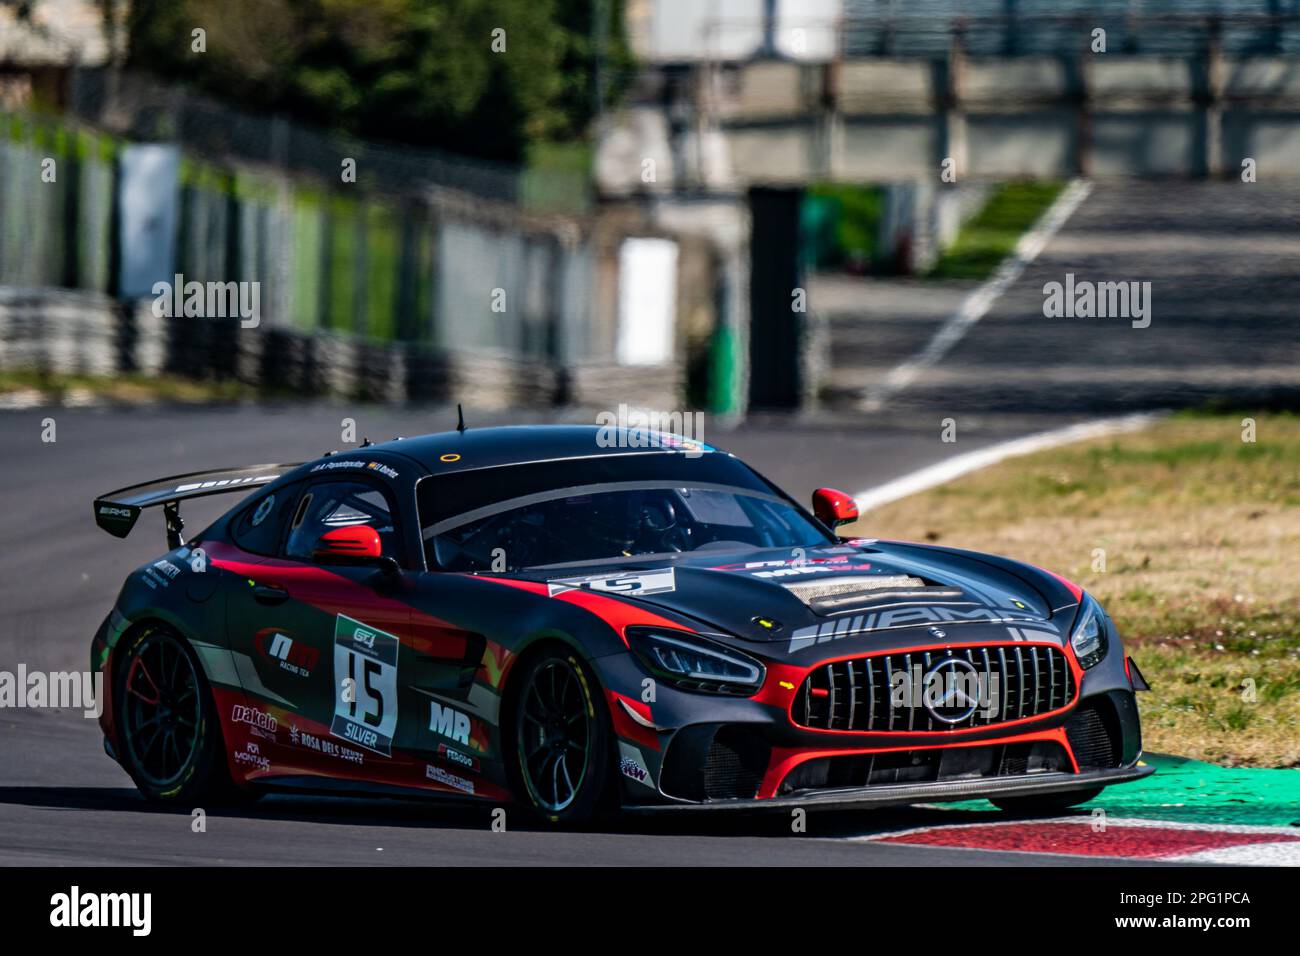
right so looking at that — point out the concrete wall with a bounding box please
[597,54,1300,191]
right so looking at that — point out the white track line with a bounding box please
[860,178,1094,412]
[853,412,1160,513]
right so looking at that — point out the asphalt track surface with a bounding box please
[0,403,1176,867]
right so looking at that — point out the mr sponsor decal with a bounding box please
[331,614,399,756]
[787,607,1061,653]
[547,567,676,598]
[254,628,319,678]
[428,700,472,746]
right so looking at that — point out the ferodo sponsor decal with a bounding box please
[617,742,654,788]
[331,614,399,756]
[438,743,480,772]
[786,607,1061,653]
[547,567,676,598]
[425,763,475,795]
[254,628,319,678]
[231,704,278,740]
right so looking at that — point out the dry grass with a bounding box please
[844,412,1300,767]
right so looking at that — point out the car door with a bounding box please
[225,476,412,780]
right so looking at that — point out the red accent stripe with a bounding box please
[476,575,694,645]
[606,691,661,752]
[758,726,1075,799]
[880,822,1300,858]
[1034,566,1084,602]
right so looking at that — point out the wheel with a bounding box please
[990,786,1103,815]
[114,625,251,804]
[511,648,614,826]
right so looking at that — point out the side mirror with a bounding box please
[812,488,859,529]
[313,525,397,574]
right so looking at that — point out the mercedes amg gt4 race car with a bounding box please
[90,425,1151,824]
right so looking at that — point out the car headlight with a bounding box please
[1070,596,1110,669]
[626,627,765,696]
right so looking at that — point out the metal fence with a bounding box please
[0,105,598,355]
[0,98,632,406]
[841,1,1300,57]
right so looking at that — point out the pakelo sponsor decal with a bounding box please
[617,742,654,788]
[548,567,676,598]
[231,704,278,739]
[426,763,475,795]
[331,614,399,756]
[255,628,319,678]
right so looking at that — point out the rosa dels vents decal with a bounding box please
[331,614,400,756]
[547,567,676,598]
[787,607,1061,653]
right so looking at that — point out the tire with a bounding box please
[990,786,1103,815]
[114,624,253,805]
[509,648,615,827]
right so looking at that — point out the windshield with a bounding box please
[418,454,831,572]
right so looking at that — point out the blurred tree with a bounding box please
[120,0,630,162]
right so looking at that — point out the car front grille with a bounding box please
[792,643,1075,733]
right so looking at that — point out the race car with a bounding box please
[90,424,1151,824]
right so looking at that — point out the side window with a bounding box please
[230,484,300,557]
[283,480,403,564]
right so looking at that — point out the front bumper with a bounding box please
[624,762,1153,812]
[598,632,1145,808]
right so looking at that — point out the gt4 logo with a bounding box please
[352,627,376,649]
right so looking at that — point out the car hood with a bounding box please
[514,540,1074,651]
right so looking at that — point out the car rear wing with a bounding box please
[94,463,301,547]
